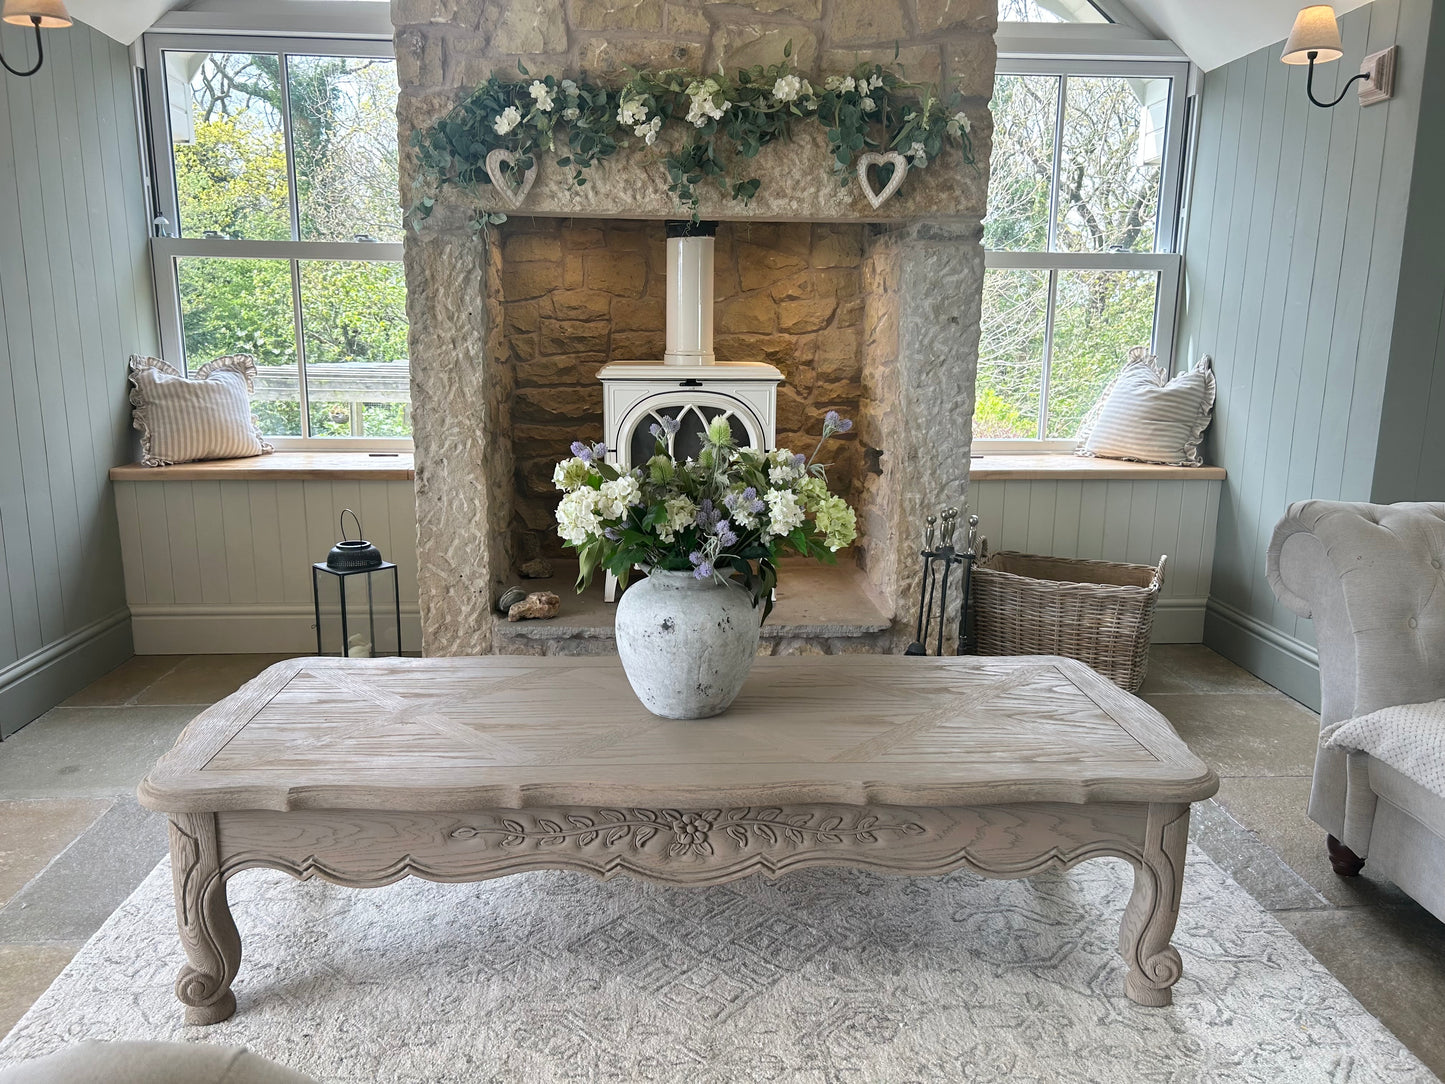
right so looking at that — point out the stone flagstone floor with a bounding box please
[0,646,1442,1076]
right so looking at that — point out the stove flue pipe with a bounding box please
[664,220,718,366]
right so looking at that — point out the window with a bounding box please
[998,0,1110,24]
[144,35,408,448]
[979,59,1188,445]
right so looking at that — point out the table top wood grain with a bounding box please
[138,655,1218,814]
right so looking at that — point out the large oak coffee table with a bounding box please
[138,654,1218,1023]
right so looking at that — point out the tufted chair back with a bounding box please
[1268,500,1445,726]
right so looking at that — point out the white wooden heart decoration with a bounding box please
[485,148,537,209]
[856,151,909,210]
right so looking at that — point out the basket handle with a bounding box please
[1150,554,1168,592]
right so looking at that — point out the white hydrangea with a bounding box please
[529,80,555,112]
[952,109,972,134]
[562,106,581,121]
[634,116,663,145]
[552,456,592,492]
[556,488,602,545]
[824,74,858,93]
[597,475,642,519]
[617,97,648,126]
[561,78,578,95]
[772,74,809,103]
[868,73,884,90]
[656,494,697,543]
[684,78,729,127]
[861,96,878,113]
[493,105,522,135]
[765,489,805,537]
[909,140,928,168]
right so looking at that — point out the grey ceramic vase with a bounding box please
[614,569,763,719]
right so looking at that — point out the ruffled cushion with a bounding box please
[128,355,273,467]
[1075,349,1215,467]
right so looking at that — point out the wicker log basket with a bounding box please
[970,551,1167,692]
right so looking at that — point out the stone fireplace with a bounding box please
[394,0,996,657]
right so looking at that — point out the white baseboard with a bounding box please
[1203,597,1321,710]
[130,603,422,655]
[0,609,133,737]
[1152,597,1208,644]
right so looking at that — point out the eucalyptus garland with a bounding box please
[408,48,975,225]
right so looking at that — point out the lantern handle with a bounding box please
[339,508,363,542]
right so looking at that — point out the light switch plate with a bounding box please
[1358,46,1397,106]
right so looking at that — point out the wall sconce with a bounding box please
[1,0,71,78]
[1281,5,1396,108]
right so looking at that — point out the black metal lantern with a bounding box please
[312,509,402,658]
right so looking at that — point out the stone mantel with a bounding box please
[394,0,996,656]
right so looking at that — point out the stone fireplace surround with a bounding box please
[394,0,996,657]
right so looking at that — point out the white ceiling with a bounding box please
[69,0,1375,70]
[67,0,181,45]
[1115,0,1374,70]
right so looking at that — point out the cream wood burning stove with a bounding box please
[600,221,783,602]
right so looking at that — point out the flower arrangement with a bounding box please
[409,49,975,223]
[552,412,858,617]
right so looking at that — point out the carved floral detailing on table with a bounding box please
[448,807,929,857]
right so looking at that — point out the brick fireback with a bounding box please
[503,218,868,559]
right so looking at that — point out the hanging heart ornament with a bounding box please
[485,148,538,209]
[855,151,909,210]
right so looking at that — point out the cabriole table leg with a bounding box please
[168,812,241,1024]
[1118,802,1189,1007]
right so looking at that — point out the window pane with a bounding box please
[177,257,301,437]
[977,268,1049,439]
[166,52,290,241]
[984,75,1059,253]
[999,0,1109,21]
[1055,76,1169,253]
[299,261,410,438]
[288,55,403,242]
[1045,269,1158,438]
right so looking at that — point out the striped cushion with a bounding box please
[128,355,273,467]
[1075,349,1215,467]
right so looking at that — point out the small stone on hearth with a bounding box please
[508,591,561,621]
[519,558,554,579]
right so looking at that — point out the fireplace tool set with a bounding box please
[904,506,983,657]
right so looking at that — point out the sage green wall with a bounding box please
[1370,2,1445,504]
[0,20,157,735]
[1175,0,1437,708]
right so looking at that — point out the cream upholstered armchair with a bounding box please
[1267,500,1445,922]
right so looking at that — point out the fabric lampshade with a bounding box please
[2,0,71,28]
[1281,5,1343,64]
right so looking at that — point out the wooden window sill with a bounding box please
[109,452,415,482]
[969,454,1225,481]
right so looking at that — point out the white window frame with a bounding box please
[142,31,408,452]
[979,53,1192,453]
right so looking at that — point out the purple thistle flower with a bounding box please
[792,453,807,468]
[660,415,681,435]
[694,499,719,530]
[595,441,608,458]
[688,550,705,566]
[649,422,663,439]
[836,417,853,432]
[715,520,737,548]
[693,561,714,580]
[570,440,591,463]
[742,486,757,500]
[824,410,854,434]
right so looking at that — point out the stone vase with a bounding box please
[614,570,762,719]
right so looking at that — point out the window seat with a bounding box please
[969,454,1225,481]
[109,452,414,482]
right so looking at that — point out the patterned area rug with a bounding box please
[0,846,1435,1083]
